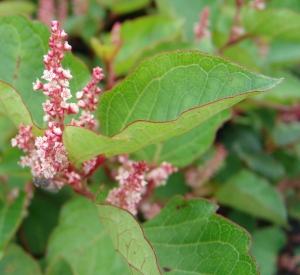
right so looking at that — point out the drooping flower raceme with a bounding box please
[12,21,104,192]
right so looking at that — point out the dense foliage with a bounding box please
[0,0,300,274]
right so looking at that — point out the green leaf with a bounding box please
[21,187,72,256]
[272,122,300,146]
[0,147,30,177]
[115,16,183,76]
[251,227,286,275]
[266,40,300,66]
[153,171,190,200]
[45,256,75,275]
[64,51,281,164]
[132,110,231,167]
[96,0,151,14]
[138,41,215,62]
[101,51,281,136]
[0,190,27,259]
[0,14,48,127]
[235,147,285,181]
[223,40,261,72]
[266,0,300,12]
[143,197,259,275]
[46,197,131,275]
[155,0,222,41]
[242,8,300,41]
[216,169,287,225]
[0,244,42,275]
[0,115,16,152]
[0,14,92,128]
[97,204,161,275]
[0,81,43,136]
[0,1,36,16]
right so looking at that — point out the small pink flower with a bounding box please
[146,161,178,187]
[33,79,43,91]
[106,160,149,215]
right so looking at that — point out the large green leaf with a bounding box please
[143,197,259,274]
[97,204,161,275]
[132,109,231,167]
[64,51,281,164]
[0,190,27,259]
[0,244,42,275]
[216,169,287,225]
[46,197,131,275]
[242,8,300,41]
[0,14,91,128]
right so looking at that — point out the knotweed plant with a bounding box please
[11,20,177,214]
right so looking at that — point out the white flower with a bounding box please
[42,69,56,82]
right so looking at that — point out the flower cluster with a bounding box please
[106,157,148,215]
[146,161,178,187]
[71,67,104,129]
[106,155,177,215]
[12,21,104,192]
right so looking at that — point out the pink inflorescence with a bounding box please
[106,155,178,215]
[71,67,105,129]
[106,159,149,215]
[12,21,104,191]
[146,161,178,187]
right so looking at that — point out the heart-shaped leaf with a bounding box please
[63,51,281,164]
[216,169,287,225]
[46,197,131,275]
[143,197,259,274]
[97,204,162,275]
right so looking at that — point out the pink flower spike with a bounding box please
[146,161,178,187]
[53,126,62,136]
[63,41,72,51]
[68,103,79,114]
[60,30,68,39]
[33,79,43,91]
[106,160,149,215]
[76,91,84,99]
[62,69,72,79]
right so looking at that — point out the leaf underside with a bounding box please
[63,51,281,164]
